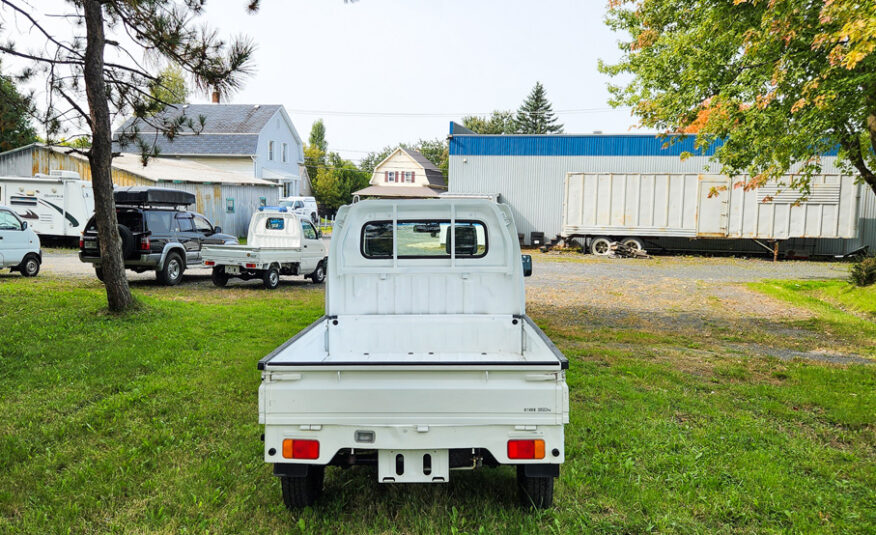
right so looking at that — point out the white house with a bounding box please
[353,147,446,199]
[113,104,310,197]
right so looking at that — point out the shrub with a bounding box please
[849,255,876,287]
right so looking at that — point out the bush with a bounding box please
[849,255,876,287]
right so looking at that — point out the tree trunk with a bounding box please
[83,0,134,312]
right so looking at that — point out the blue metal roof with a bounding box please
[448,123,719,157]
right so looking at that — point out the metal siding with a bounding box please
[449,154,873,254]
[449,133,839,158]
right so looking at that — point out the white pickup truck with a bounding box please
[258,199,569,509]
[202,208,327,289]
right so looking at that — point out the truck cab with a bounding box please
[258,199,568,509]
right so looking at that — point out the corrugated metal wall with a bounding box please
[448,154,875,255]
[0,145,277,237]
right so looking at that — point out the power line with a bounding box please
[287,107,628,118]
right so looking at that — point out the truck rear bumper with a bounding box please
[264,423,565,467]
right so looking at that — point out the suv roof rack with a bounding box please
[114,187,195,208]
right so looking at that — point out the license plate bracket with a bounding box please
[377,449,449,483]
[225,265,241,275]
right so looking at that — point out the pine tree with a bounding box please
[514,82,564,134]
[0,64,37,152]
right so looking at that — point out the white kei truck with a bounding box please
[201,207,327,289]
[257,199,569,509]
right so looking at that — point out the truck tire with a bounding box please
[19,254,40,277]
[263,266,280,290]
[590,236,612,256]
[621,237,644,251]
[310,260,326,284]
[280,466,324,509]
[94,266,105,282]
[516,466,554,509]
[158,252,184,286]
[211,266,229,287]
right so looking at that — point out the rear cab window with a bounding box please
[266,217,285,230]
[361,220,487,259]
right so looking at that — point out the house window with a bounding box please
[226,198,235,213]
[403,171,414,183]
[282,143,288,163]
[386,171,397,183]
[269,141,275,161]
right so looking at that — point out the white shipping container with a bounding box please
[562,173,861,241]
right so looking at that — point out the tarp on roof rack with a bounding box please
[114,187,195,206]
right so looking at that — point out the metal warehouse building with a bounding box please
[0,144,279,237]
[447,123,876,256]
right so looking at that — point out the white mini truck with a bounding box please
[202,207,327,289]
[258,199,569,509]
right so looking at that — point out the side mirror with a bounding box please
[521,254,532,277]
[213,226,222,234]
[20,221,27,230]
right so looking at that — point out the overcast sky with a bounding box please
[5,0,642,163]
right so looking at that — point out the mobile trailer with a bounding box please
[0,171,94,239]
[561,172,862,256]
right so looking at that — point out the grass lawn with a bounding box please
[1,278,874,534]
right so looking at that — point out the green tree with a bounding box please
[601,0,876,197]
[514,82,564,134]
[150,64,189,105]
[0,64,37,152]
[313,152,369,215]
[0,0,256,312]
[462,110,516,134]
[309,118,327,153]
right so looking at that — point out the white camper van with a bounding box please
[0,171,94,239]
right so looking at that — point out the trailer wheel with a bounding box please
[211,267,229,287]
[621,237,644,251]
[280,466,324,509]
[516,466,554,509]
[590,236,612,256]
[263,266,280,290]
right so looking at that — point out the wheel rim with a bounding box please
[269,271,279,286]
[26,259,38,275]
[168,260,180,280]
[594,240,609,255]
[317,266,324,280]
[623,240,641,251]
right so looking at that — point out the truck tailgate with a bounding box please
[258,316,569,427]
[202,244,301,264]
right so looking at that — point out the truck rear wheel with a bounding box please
[280,466,324,509]
[158,252,184,286]
[211,267,229,287]
[263,266,280,290]
[516,466,554,509]
[20,254,40,277]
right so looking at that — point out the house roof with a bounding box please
[111,153,275,186]
[113,104,285,156]
[353,185,442,198]
[373,147,447,187]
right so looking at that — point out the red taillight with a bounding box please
[507,439,545,460]
[204,260,215,266]
[282,439,319,459]
[79,235,84,248]
[245,263,257,269]
[139,235,150,251]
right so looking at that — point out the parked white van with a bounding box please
[279,196,318,224]
[0,205,41,276]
